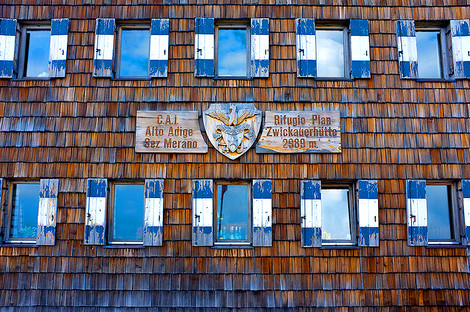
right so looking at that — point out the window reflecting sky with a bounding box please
[217,184,248,240]
[120,29,149,77]
[25,30,50,78]
[10,183,40,239]
[416,31,443,78]
[218,29,247,77]
[113,184,144,241]
[316,30,344,77]
[321,189,351,240]
[427,185,453,240]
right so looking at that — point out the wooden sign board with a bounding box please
[256,111,341,153]
[136,111,208,153]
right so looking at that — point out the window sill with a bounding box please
[111,77,152,81]
[426,242,465,249]
[314,77,353,82]
[213,77,252,81]
[0,243,37,248]
[12,78,50,81]
[320,243,359,250]
[104,244,145,249]
[415,78,454,82]
[212,244,253,249]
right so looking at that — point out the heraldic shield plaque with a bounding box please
[203,103,262,160]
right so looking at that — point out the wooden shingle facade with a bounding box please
[1,1,470,310]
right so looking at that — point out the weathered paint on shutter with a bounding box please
[358,180,379,247]
[48,18,69,78]
[300,180,321,247]
[84,178,107,245]
[406,180,427,246]
[251,18,269,78]
[253,180,272,246]
[192,180,213,246]
[93,18,115,77]
[396,20,418,79]
[37,179,59,245]
[0,19,17,78]
[350,19,371,79]
[143,179,164,246]
[194,18,214,77]
[462,180,470,245]
[450,20,470,79]
[150,19,169,78]
[296,18,316,78]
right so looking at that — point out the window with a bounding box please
[116,25,150,78]
[215,182,251,244]
[426,183,458,243]
[215,23,250,78]
[321,185,356,245]
[109,183,144,244]
[18,25,51,78]
[416,27,448,79]
[316,27,348,78]
[6,182,40,242]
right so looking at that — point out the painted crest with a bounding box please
[203,103,262,160]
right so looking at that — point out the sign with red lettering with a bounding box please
[136,111,208,153]
[256,111,341,153]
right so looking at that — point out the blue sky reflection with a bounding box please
[426,185,452,240]
[416,31,442,78]
[10,183,40,239]
[218,29,247,77]
[113,184,144,241]
[120,30,149,77]
[25,30,50,78]
[217,184,248,240]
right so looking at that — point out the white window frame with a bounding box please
[415,25,451,80]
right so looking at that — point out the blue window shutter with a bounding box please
[194,18,214,77]
[37,179,59,245]
[93,18,115,77]
[253,180,272,246]
[450,20,470,79]
[406,180,427,246]
[251,18,269,78]
[48,18,69,78]
[300,180,321,247]
[192,180,213,246]
[84,178,107,245]
[357,180,379,247]
[0,179,3,244]
[296,18,316,78]
[150,19,169,78]
[350,19,371,79]
[143,179,164,246]
[462,180,470,245]
[396,20,418,79]
[0,19,17,78]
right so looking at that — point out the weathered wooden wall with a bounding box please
[0,0,470,310]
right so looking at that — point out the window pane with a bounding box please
[427,185,453,240]
[10,183,40,239]
[217,184,248,241]
[316,30,344,77]
[25,30,51,78]
[321,189,351,240]
[416,31,443,78]
[113,184,144,241]
[218,28,247,77]
[119,29,149,77]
